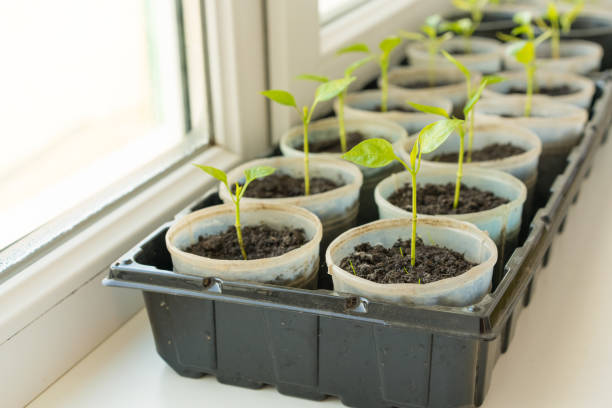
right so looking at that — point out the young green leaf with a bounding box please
[441,50,470,78]
[515,41,534,64]
[425,14,442,28]
[463,76,505,116]
[344,55,374,77]
[314,76,356,104]
[513,10,532,26]
[296,74,329,83]
[561,3,583,33]
[336,43,370,55]
[342,138,397,168]
[244,166,275,184]
[379,36,402,55]
[406,101,449,118]
[399,30,426,41]
[546,2,559,24]
[261,90,297,108]
[497,32,521,43]
[419,119,463,154]
[194,164,227,186]
[452,0,471,11]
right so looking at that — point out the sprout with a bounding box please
[450,0,490,51]
[262,77,354,194]
[400,14,454,86]
[194,164,275,260]
[342,115,461,266]
[337,35,402,112]
[535,1,584,60]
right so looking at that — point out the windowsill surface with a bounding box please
[29,138,612,408]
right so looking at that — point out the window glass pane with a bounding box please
[0,0,190,249]
[319,0,372,24]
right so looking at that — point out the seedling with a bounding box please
[498,11,552,116]
[194,164,275,260]
[262,77,355,194]
[441,50,505,162]
[342,114,461,266]
[450,0,489,50]
[441,17,477,53]
[337,35,402,112]
[399,14,454,86]
[535,1,584,59]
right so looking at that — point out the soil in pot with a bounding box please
[399,79,463,89]
[297,131,367,153]
[339,237,476,284]
[235,173,341,198]
[373,104,416,113]
[505,85,578,97]
[432,143,526,162]
[185,225,306,260]
[387,182,509,215]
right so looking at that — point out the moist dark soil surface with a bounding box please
[297,131,367,153]
[432,143,526,162]
[506,85,577,96]
[339,238,476,284]
[236,173,341,198]
[373,104,416,113]
[184,225,306,260]
[387,182,509,214]
[400,79,461,89]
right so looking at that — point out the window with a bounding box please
[319,0,372,25]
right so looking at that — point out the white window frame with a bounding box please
[0,1,269,406]
[266,0,452,142]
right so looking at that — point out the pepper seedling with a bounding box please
[336,35,402,113]
[535,1,584,60]
[441,50,505,162]
[342,115,462,266]
[262,77,355,195]
[193,164,275,260]
[399,14,454,86]
[498,11,552,117]
[450,0,489,51]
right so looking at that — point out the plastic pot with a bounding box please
[482,70,595,109]
[334,88,452,134]
[503,40,603,75]
[280,117,407,220]
[442,5,539,39]
[385,66,481,113]
[325,216,497,307]
[374,167,526,284]
[475,96,588,204]
[218,157,362,245]
[165,202,323,288]
[557,9,612,70]
[406,37,503,75]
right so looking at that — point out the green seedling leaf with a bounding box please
[442,18,473,35]
[425,14,442,28]
[419,119,463,154]
[194,164,227,186]
[497,32,521,43]
[463,75,506,115]
[244,166,275,183]
[296,74,329,83]
[441,50,470,78]
[344,55,374,76]
[515,41,534,64]
[314,76,356,104]
[406,101,449,118]
[511,24,532,37]
[261,90,297,108]
[513,10,532,26]
[561,3,583,33]
[400,30,426,41]
[342,138,397,168]
[336,43,370,55]
[379,36,402,54]
[546,2,559,24]
[452,0,471,11]
[422,25,437,38]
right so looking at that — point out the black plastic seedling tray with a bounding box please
[104,76,612,407]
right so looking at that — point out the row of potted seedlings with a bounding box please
[166,1,601,310]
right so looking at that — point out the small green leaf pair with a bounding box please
[535,1,584,60]
[194,164,275,260]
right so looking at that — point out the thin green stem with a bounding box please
[235,199,247,260]
[551,24,560,60]
[410,171,417,267]
[467,110,474,163]
[525,64,534,117]
[380,63,389,112]
[303,119,310,195]
[338,91,347,153]
[453,126,465,209]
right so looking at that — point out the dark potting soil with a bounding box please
[399,79,462,89]
[373,104,416,113]
[297,131,367,153]
[432,143,526,162]
[506,85,577,97]
[184,225,306,260]
[339,238,476,284]
[236,173,341,198]
[387,182,509,215]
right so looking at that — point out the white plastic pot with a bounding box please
[326,216,497,307]
[475,96,587,200]
[406,37,503,74]
[374,167,526,268]
[385,66,481,110]
[334,89,452,134]
[280,117,408,219]
[218,157,363,243]
[166,203,323,288]
[503,40,603,75]
[482,70,596,109]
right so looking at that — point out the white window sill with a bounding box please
[28,140,612,407]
